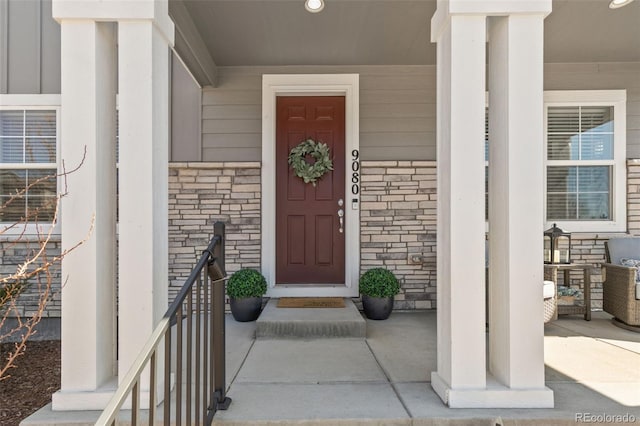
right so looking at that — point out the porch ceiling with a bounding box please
[172,0,640,68]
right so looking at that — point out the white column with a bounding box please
[430,14,488,406]
[52,21,117,411]
[487,15,554,406]
[117,19,171,396]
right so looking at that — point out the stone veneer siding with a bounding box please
[168,162,261,302]
[6,160,640,318]
[360,161,438,310]
[0,236,62,317]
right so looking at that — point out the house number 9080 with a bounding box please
[351,149,360,195]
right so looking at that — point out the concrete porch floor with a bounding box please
[23,310,640,425]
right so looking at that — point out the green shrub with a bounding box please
[226,269,267,299]
[359,268,400,298]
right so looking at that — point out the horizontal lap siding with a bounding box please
[200,63,639,163]
[201,66,436,162]
[544,62,640,158]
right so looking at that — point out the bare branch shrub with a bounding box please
[0,149,92,380]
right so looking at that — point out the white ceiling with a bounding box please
[177,0,640,66]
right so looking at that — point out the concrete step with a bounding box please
[255,298,366,339]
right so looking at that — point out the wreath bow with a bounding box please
[288,138,334,186]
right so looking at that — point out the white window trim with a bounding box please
[0,94,61,236]
[543,90,627,233]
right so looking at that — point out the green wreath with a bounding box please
[288,138,334,186]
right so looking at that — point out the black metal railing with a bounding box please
[96,222,231,425]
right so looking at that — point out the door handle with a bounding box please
[338,209,344,233]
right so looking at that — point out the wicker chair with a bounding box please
[543,280,556,324]
[602,238,640,330]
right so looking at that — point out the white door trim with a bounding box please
[261,74,360,298]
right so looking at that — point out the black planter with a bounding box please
[362,295,394,320]
[230,296,263,322]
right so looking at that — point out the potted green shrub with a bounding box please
[359,268,400,320]
[226,269,267,322]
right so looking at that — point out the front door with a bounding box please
[275,96,346,284]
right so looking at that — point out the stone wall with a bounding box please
[360,161,438,310]
[6,160,640,318]
[168,162,261,301]
[0,236,62,318]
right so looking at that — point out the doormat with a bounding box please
[277,297,345,308]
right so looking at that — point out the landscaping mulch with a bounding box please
[0,341,60,426]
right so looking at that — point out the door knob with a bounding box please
[338,209,344,233]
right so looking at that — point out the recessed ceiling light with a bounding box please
[609,0,635,9]
[305,0,325,13]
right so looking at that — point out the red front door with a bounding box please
[275,96,346,284]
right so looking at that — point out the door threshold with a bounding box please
[267,284,357,298]
[274,283,347,288]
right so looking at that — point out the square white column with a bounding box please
[487,15,554,407]
[52,21,118,411]
[117,20,170,396]
[430,14,488,405]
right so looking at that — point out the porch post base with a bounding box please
[51,379,116,411]
[51,376,172,411]
[431,372,554,408]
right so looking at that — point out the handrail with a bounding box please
[95,222,231,426]
[95,316,172,425]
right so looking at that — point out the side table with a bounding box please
[544,263,592,321]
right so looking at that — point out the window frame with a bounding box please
[543,90,627,233]
[0,94,61,236]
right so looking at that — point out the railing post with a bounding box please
[211,222,231,412]
[93,224,229,425]
[214,222,226,277]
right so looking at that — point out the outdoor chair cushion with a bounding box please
[543,280,555,299]
[543,280,556,324]
[607,238,640,265]
[620,258,640,300]
[603,238,640,326]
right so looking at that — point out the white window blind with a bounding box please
[544,90,626,232]
[546,106,614,221]
[0,109,58,223]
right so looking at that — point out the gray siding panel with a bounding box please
[0,0,60,95]
[1,0,8,93]
[202,105,261,120]
[7,0,40,93]
[40,0,60,94]
[171,53,202,162]
[202,119,261,134]
[202,134,260,148]
[198,63,639,163]
[201,65,436,162]
[202,89,261,106]
[630,131,640,158]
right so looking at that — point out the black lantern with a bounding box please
[544,223,571,264]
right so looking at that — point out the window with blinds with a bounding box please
[485,109,489,221]
[544,90,626,232]
[0,109,58,223]
[546,106,614,221]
